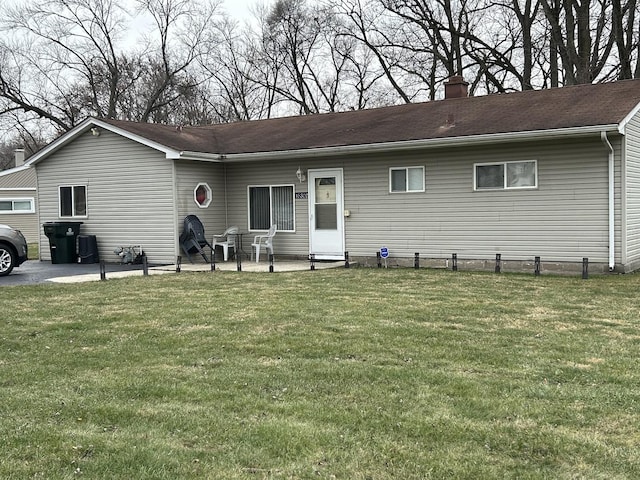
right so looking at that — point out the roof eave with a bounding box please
[25,117,182,166]
[219,124,621,162]
[178,151,224,162]
[618,99,640,134]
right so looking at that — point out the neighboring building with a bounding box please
[25,78,640,272]
[0,150,38,244]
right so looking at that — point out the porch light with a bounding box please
[296,167,306,183]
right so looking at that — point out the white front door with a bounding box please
[308,168,345,260]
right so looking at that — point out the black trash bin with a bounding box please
[78,235,99,264]
[43,222,83,264]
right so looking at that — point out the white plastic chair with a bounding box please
[212,226,238,261]
[251,224,276,262]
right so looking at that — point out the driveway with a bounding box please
[0,260,144,286]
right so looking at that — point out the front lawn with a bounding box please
[1,269,639,479]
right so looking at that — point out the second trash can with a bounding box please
[43,222,83,264]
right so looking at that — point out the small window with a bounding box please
[248,185,294,232]
[194,183,212,208]
[0,198,35,213]
[475,161,537,190]
[59,185,87,217]
[390,167,425,193]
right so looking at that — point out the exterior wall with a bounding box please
[225,159,311,258]
[0,167,38,243]
[625,108,640,271]
[174,159,226,258]
[226,136,613,265]
[36,129,177,265]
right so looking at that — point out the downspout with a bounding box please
[601,131,615,271]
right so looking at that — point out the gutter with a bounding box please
[200,124,620,163]
[601,131,616,271]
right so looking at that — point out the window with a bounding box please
[59,185,87,217]
[474,160,537,190]
[194,183,212,208]
[0,198,35,214]
[390,167,425,193]
[248,185,294,232]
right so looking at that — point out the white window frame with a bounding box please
[474,160,538,191]
[58,185,88,218]
[0,197,35,214]
[247,184,295,232]
[194,182,212,208]
[389,166,425,193]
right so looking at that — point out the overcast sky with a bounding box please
[222,0,272,22]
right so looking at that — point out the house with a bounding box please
[25,78,640,272]
[0,150,38,243]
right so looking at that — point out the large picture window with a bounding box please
[475,160,537,190]
[248,185,294,232]
[390,166,425,193]
[59,185,87,217]
[0,198,35,213]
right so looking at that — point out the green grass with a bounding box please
[1,268,639,479]
[28,242,39,259]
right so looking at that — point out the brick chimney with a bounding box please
[14,149,25,168]
[444,76,469,99]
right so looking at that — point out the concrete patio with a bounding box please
[47,259,346,283]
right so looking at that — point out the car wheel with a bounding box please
[0,244,16,276]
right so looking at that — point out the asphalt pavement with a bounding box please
[0,260,145,286]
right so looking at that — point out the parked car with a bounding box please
[0,224,28,276]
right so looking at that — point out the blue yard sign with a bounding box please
[380,247,389,258]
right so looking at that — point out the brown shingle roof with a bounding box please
[101,79,640,155]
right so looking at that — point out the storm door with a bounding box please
[308,168,345,260]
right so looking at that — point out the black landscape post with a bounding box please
[452,253,458,271]
[414,252,420,269]
[143,255,149,276]
[582,257,589,279]
[269,254,274,273]
[534,256,541,276]
[495,254,501,273]
[100,261,106,281]
[176,256,181,273]
[345,251,350,269]
[377,251,382,268]
[310,254,316,271]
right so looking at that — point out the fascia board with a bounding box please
[25,118,182,166]
[220,125,621,163]
[177,151,224,162]
[0,164,32,177]
[618,100,640,134]
[89,119,182,158]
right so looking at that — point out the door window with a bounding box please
[315,177,337,230]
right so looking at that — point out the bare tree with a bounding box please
[0,0,223,140]
[541,0,615,84]
[247,0,350,114]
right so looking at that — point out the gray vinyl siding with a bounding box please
[174,159,226,248]
[0,167,36,188]
[0,189,38,244]
[36,129,176,265]
[0,168,38,243]
[626,108,640,268]
[225,161,310,257]
[226,137,611,263]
